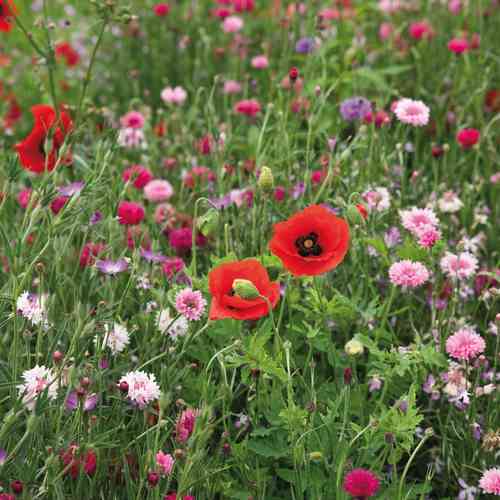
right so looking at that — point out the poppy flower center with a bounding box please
[295,232,322,257]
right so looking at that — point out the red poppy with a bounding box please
[208,259,280,321]
[0,0,17,33]
[15,105,73,174]
[55,41,80,67]
[269,205,349,276]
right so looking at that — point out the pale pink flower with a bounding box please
[378,0,401,14]
[144,179,174,203]
[223,80,242,94]
[479,468,500,494]
[95,323,130,355]
[379,22,393,41]
[223,15,243,33]
[120,111,145,129]
[400,207,439,235]
[156,451,175,476]
[176,408,200,442]
[119,371,161,409]
[389,260,430,288]
[118,128,147,149]
[440,252,478,280]
[161,86,187,105]
[394,98,430,126]
[362,187,391,212]
[446,327,485,361]
[175,288,207,321]
[251,55,269,69]
[438,191,463,213]
[18,365,59,410]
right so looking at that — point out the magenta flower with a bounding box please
[343,468,380,498]
[176,408,200,443]
[156,451,174,476]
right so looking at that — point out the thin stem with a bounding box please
[42,0,59,112]
[76,19,108,124]
[13,15,46,59]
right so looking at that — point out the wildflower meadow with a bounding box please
[1,0,500,498]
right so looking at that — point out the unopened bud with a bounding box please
[258,166,274,191]
[232,279,260,299]
[196,208,219,237]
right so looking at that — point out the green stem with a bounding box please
[76,19,108,124]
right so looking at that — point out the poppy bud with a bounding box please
[346,204,366,226]
[232,279,260,299]
[343,367,352,385]
[52,350,64,363]
[345,339,364,356]
[11,481,23,495]
[196,208,219,237]
[289,67,299,81]
[147,471,160,487]
[309,451,323,462]
[257,166,274,191]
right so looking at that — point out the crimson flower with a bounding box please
[0,0,17,32]
[15,105,72,174]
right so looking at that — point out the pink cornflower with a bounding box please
[144,179,173,202]
[120,111,145,129]
[394,98,430,126]
[156,451,174,476]
[440,252,478,280]
[18,365,59,411]
[362,187,391,212]
[161,86,187,105]
[400,207,439,235]
[416,224,441,248]
[479,468,500,495]
[223,15,243,33]
[223,80,242,94]
[175,288,206,321]
[251,55,269,69]
[343,468,380,498]
[446,327,485,361]
[118,371,161,409]
[176,408,200,442]
[389,260,430,288]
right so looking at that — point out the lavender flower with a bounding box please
[96,258,129,275]
[0,448,6,465]
[140,249,167,263]
[295,37,315,54]
[90,211,103,225]
[66,391,98,412]
[58,181,85,197]
[340,97,372,121]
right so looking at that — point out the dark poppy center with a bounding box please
[295,232,322,257]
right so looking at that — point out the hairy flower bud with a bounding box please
[232,279,260,299]
[258,166,274,191]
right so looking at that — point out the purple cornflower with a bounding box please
[66,391,98,412]
[340,96,372,121]
[140,249,167,263]
[291,182,305,200]
[58,181,85,197]
[457,478,478,500]
[96,258,129,275]
[0,448,6,465]
[295,37,315,54]
[384,227,402,248]
[90,211,103,225]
